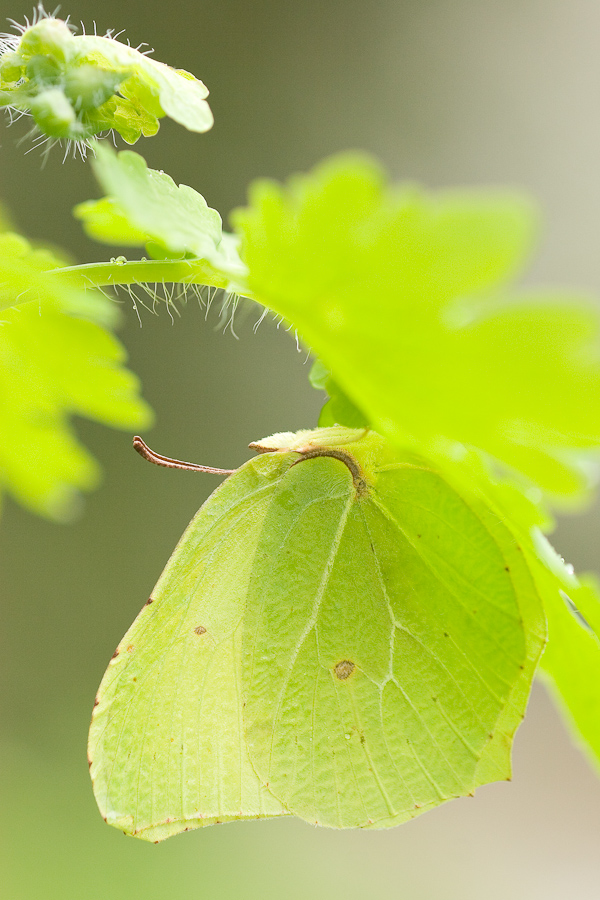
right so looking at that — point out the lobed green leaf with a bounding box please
[422,446,600,775]
[309,359,369,429]
[233,154,600,499]
[73,146,247,294]
[0,230,152,519]
[530,534,600,770]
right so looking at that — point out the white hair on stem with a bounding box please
[73,273,304,351]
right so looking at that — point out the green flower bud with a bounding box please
[25,54,61,86]
[63,64,127,112]
[0,50,23,84]
[17,18,73,63]
[0,14,213,151]
[29,87,78,139]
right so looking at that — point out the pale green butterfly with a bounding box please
[88,427,544,842]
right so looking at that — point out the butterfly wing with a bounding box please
[242,456,545,827]
[90,433,545,837]
[88,454,291,842]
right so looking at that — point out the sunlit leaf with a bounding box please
[309,359,369,429]
[421,448,600,774]
[0,231,152,519]
[73,146,247,292]
[73,196,149,247]
[233,154,600,498]
[529,533,600,769]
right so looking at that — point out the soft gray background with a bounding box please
[1,1,600,898]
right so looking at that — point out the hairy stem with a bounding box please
[53,258,252,296]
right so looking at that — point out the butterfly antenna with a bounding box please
[133,436,237,475]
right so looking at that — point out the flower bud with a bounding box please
[0,51,23,84]
[63,65,127,112]
[0,14,213,151]
[17,18,73,63]
[29,87,78,138]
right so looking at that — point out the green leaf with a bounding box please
[0,231,88,314]
[72,197,149,247]
[77,37,213,134]
[0,231,152,519]
[73,146,247,292]
[530,533,600,770]
[233,154,600,499]
[309,359,370,429]
[0,16,212,145]
[89,427,545,839]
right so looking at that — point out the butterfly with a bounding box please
[88,427,543,841]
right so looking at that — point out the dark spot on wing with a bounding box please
[111,648,119,659]
[145,597,154,605]
[194,625,207,636]
[334,660,355,680]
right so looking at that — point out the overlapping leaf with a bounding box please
[530,534,600,770]
[0,230,152,519]
[73,146,247,293]
[233,153,600,498]
[309,359,369,429]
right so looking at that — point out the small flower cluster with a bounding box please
[0,9,212,155]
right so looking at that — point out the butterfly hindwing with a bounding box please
[88,454,291,842]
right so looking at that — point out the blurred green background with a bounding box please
[2,1,600,897]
